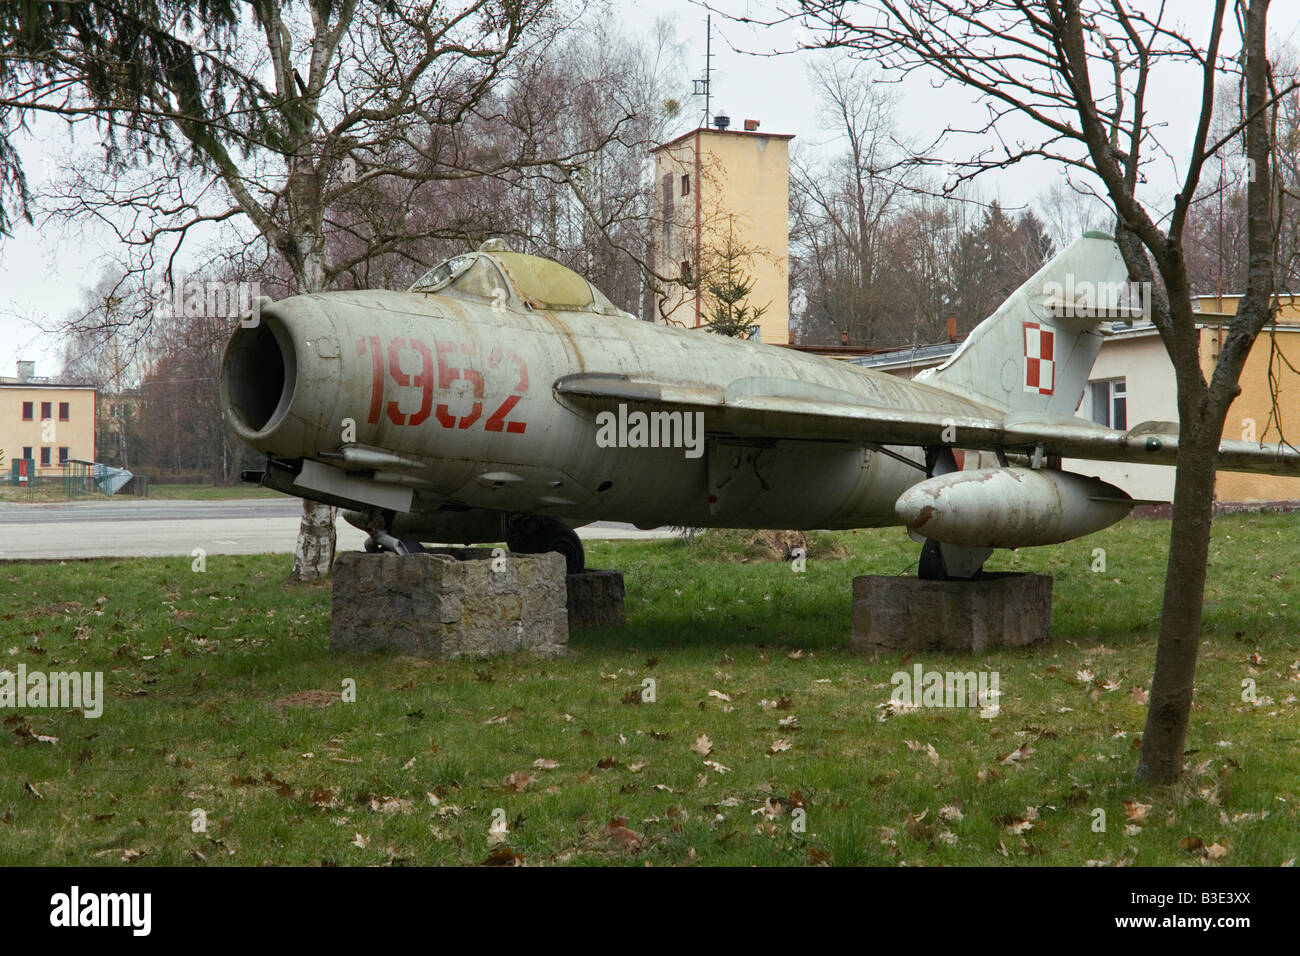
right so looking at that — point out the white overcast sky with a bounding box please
[3,0,1299,375]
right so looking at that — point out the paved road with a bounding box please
[0,498,673,560]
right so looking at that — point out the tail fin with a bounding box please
[919,233,1137,420]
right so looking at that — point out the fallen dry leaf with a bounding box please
[692,733,713,757]
[997,744,1034,765]
[767,739,792,755]
[480,847,523,866]
[904,810,930,840]
[1123,800,1152,823]
[501,772,537,792]
[599,817,645,851]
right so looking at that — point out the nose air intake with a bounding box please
[220,295,342,460]
[221,313,297,438]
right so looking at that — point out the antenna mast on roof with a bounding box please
[691,15,713,129]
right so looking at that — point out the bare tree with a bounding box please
[737,0,1289,784]
[790,55,918,343]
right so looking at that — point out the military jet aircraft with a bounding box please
[220,233,1300,580]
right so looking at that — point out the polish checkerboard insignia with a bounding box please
[1023,322,1055,394]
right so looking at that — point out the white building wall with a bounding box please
[1065,332,1177,500]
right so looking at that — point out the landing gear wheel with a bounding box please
[503,515,586,574]
[362,507,412,555]
[538,525,584,575]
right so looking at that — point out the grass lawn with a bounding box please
[0,483,81,504]
[0,482,278,503]
[142,484,281,501]
[0,516,1297,866]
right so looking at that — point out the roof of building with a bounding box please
[846,342,961,371]
[652,126,796,153]
[780,344,894,357]
[0,380,96,390]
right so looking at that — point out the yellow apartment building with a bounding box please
[650,122,793,345]
[1192,294,1300,502]
[0,363,96,479]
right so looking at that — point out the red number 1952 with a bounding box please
[356,336,527,434]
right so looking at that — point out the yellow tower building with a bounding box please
[650,122,793,345]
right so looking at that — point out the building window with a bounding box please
[681,260,693,286]
[21,401,32,421]
[40,401,52,420]
[22,446,32,460]
[58,447,69,465]
[59,401,70,421]
[40,447,51,466]
[681,174,691,196]
[661,173,674,222]
[1091,379,1127,430]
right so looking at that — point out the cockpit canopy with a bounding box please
[409,248,633,318]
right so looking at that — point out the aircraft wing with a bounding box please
[554,373,1300,477]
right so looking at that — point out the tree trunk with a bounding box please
[291,499,337,583]
[285,203,338,583]
[1135,419,1221,783]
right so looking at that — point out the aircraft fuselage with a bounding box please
[222,287,999,531]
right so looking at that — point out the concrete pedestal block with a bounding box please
[330,551,568,658]
[566,570,626,629]
[851,572,1053,654]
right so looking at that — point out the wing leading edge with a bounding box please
[553,373,1300,477]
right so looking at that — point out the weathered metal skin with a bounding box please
[221,271,1000,531]
[895,467,1135,548]
[218,235,1300,562]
